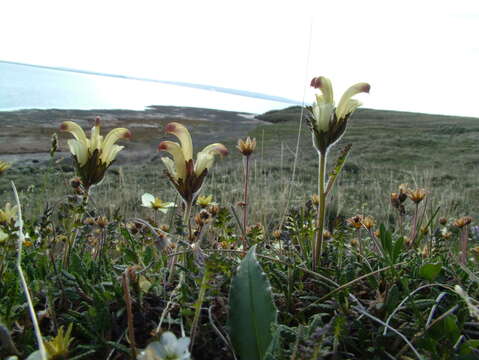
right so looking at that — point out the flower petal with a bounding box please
[100,128,131,164]
[141,193,155,208]
[336,82,370,120]
[164,122,193,161]
[194,143,228,175]
[336,99,362,121]
[161,157,177,179]
[311,76,334,104]
[60,121,89,146]
[67,139,89,166]
[101,144,124,166]
[158,141,187,180]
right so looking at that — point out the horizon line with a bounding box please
[0,59,302,105]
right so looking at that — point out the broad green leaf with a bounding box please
[229,245,278,360]
[419,263,442,282]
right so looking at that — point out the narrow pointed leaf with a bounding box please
[325,144,352,195]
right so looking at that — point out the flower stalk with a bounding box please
[307,76,370,269]
[237,137,256,248]
[313,150,327,269]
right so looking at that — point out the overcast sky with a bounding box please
[1,0,479,117]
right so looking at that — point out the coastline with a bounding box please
[0,105,271,167]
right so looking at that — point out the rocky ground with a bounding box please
[0,105,271,168]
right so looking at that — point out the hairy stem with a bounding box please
[313,151,327,270]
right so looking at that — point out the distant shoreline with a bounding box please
[0,59,302,106]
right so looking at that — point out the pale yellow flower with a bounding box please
[0,161,11,175]
[60,117,131,189]
[0,203,18,225]
[196,195,216,208]
[309,76,370,154]
[158,122,228,204]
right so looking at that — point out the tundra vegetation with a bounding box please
[0,77,478,360]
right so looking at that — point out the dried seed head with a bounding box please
[237,137,257,156]
[311,194,320,207]
[347,215,363,229]
[96,216,109,228]
[323,230,332,240]
[126,222,139,234]
[272,230,282,240]
[70,177,82,189]
[439,217,448,226]
[442,231,453,240]
[403,236,412,247]
[208,204,220,216]
[407,188,426,204]
[84,217,96,226]
[390,192,401,208]
[362,216,375,230]
[236,201,246,208]
[160,224,170,232]
[421,246,430,258]
[194,214,204,226]
[453,216,473,228]
[350,238,359,247]
[398,184,408,203]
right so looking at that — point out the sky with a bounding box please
[1,0,479,117]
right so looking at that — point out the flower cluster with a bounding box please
[308,76,370,154]
[158,122,228,204]
[60,117,131,191]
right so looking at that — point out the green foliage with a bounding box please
[419,263,442,282]
[1,106,479,359]
[229,245,278,360]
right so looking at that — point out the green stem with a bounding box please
[313,151,327,270]
[242,155,250,248]
[184,200,193,241]
[168,200,192,283]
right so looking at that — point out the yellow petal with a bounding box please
[164,122,193,161]
[160,157,177,179]
[336,99,362,121]
[60,121,89,146]
[311,76,334,104]
[336,82,370,120]
[101,144,124,166]
[158,141,187,180]
[312,102,335,132]
[67,139,89,166]
[194,152,214,176]
[194,143,228,175]
[90,120,103,152]
[199,143,228,157]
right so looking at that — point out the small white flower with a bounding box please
[141,193,175,214]
[137,332,191,360]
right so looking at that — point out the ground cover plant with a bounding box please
[0,77,479,360]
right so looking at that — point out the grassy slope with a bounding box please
[0,106,478,225]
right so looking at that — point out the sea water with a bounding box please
[0,62,293,114]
